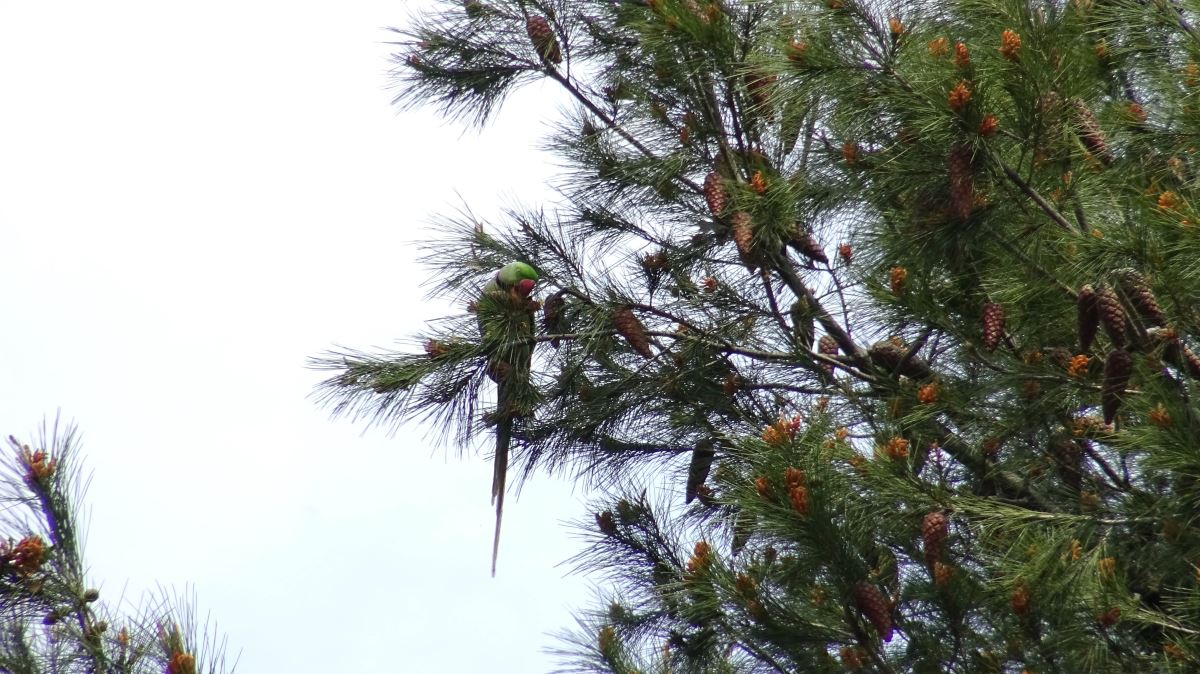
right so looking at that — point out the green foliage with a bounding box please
[318,0,1200,670]
[0,418,234,674]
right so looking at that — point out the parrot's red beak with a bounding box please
[516,279,536,297]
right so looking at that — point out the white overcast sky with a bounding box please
[0,2,603,671]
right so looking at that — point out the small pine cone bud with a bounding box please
[933,562,954,587]
[982,302,1005,351]
[424,339,447,359]
[1115,269,1166,326]
[789,484,810,515]
[948,145,975,219]
[543,289,566,348]
[838,242,853,265]
[749,170,768,194]
[526,16,562,64]
[596,510,616,535]
[840,646,866,669]
[722,372,744,395]
[1074,100,1112,164]
[730,212,756,268]
[703,171,728,216]
[1095,285,1126,347]
[82,588,100,603]
[167,652,197,674]
[1078,284,1100,351]
[792,229,829,264]
[755,475,772,498]
[954,41,970,68]
[1102,349,1133,424]
[1011,584,1032,616]
[613,307,653,358]
[818,335,838,378]
[784,466,807,489]
[889,266,907,295]
[854,582,894,642]
[1098,607,1121,627]
[922,512,949,567]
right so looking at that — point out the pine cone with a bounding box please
[613,307,653,358]
[982,302,1005,351]
[703,171,728,217]
[1074,100,1112,163]
[526,15,562,64]
[1102,348,1132,424]
[854,582,894,642]
[818,335,838,380]
[1051,435,1083,492]
[1096,285,1126,348]
[730,212,756,269]
[948,144,975,219]
[1115,269,1165,327]
[869,339,933,380]
[543,289,567,348]
[685,440,716,504]
[791,229,829,264]
[1078,284,1100,352]
[791,298,815,350]
[1185,345,1200,380]
[921,512,949,567]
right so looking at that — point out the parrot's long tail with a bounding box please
[491,417,511,577]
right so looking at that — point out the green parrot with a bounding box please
[476,261,540,575]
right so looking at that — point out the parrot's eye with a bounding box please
[517,279,536,296]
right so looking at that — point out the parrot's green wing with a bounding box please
[476,263,539,575]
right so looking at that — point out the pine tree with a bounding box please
[314,0,1200,670]
[0,419,233,674]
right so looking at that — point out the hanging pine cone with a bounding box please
[922,511,949,568]
[1102,348,1133,424]
[703,171,728,217]
[1051,435,1083,492]
[818,335,838,380]
[1078,284,1100,352]
[982,302,1005,351]
[1184,345,1200,380]
[543,289,567,348]
[1115,269,1166,327]
[526,15,562,64]
[853,582,894,642]
[730,212,756,269]
[868,339,933,380]
[948,144,975,219]
[613,307,653,358]
[791,228,829,264]
[791,297,815,350]
[1073,100,1113,164]
[685,440,716,504]
[1095,285,1126,348]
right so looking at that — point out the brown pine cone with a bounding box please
[922,512,949,567]
[853,582,894,642]
[791,228,829,264]
[982,302,1005,351]
[1074,100,1112,164]
[818,335,839,380]
[613,307,653,358]
[1184,345,1200,380]
[869,339,933,380]
[948,144,975,219]
[1115,269,1165,327]
[526,15,562,64]
[730,212,756,269]
[703,171,728,217]
[543,289,566,348]
[1095,285,1126,348]
[1102,348,1133,424]
[1078,284,1100,352]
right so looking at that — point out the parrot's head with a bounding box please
[497,261,539,298]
